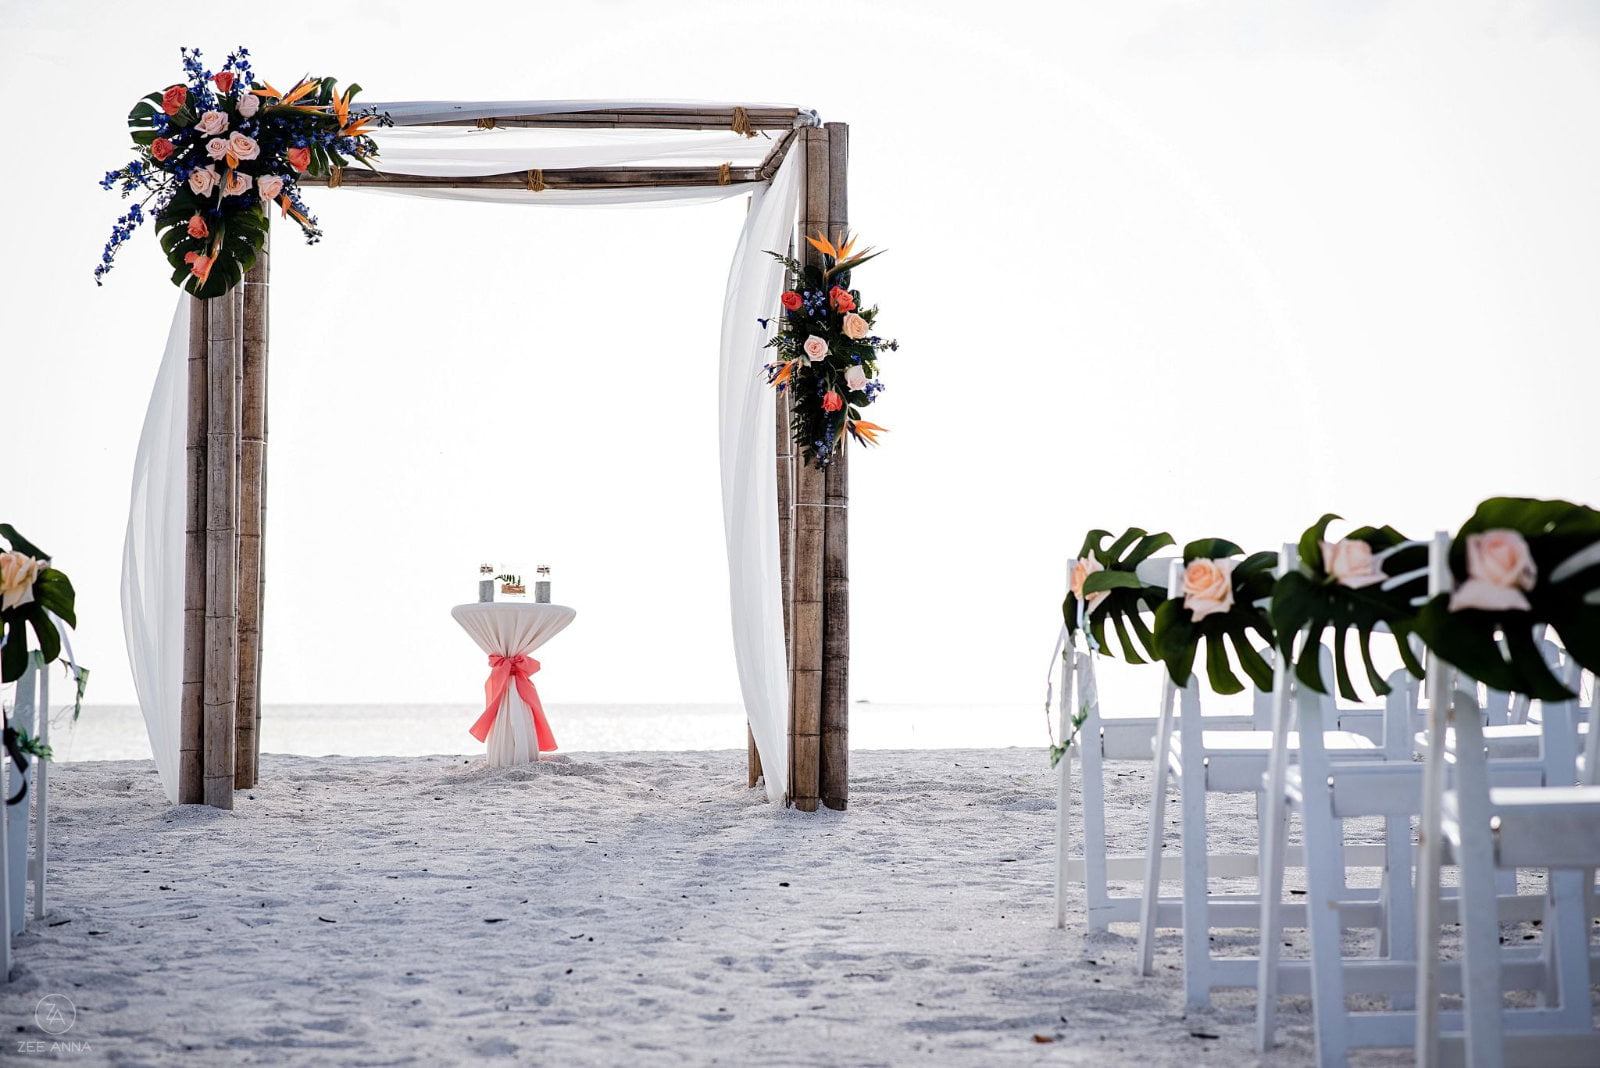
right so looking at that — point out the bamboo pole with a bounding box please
[179,296,208,804]
[765,236,799,793]
[820,122,851,811]
[789,125,830,812]
[411,107,800,131]
[237,240,269,788]
[202,291,240,809]
[334,165,763,192]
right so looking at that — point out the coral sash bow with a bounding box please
[469,653,557,751]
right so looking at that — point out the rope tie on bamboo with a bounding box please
[327,166,344,189]
[475,116,497,129]
[717,162,732,186]
[731,106,756,138]
[526,169,547,192]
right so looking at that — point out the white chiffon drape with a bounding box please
[121,106,801,803]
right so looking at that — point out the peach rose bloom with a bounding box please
[257,174,284,201]
[1070,557,1109,615]
[1321,538,1385,589]
[205,137,230,160]
[1182,558,1236,621]
[188,165,219,196]
[286,146,310,173]
[227,132,260,161]
[802,335,829,362]
[187,214,209,239]
[237,93,260,119]
[224,170,253,197]
[1449,529,1538,612]
[195,110,229,136]
[0,552,43,612]
[822,390,843,413]
[844,365,868,392]
[841,312,870,339]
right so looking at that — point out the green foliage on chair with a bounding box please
[1270,514,1427,701]
[1063,527,1174,663]
[1414,497,1600,701]
[1153,538,1277,695]
[0,524,77,684]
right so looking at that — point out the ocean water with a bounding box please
[43,702,1051,763]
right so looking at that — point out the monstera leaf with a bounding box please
[1413,497,1600,701]
[1270,514,1427,701]
[0,524,77,685]
[1063,527,1174,663]
[1152,538,1277,695]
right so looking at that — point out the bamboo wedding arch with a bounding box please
[177,104,852,813]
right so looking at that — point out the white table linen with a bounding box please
[451,602,576,766]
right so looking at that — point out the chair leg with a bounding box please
[1254,798,1290,1052]
[1180,731,1211,1009]
[1136,676,1177,977]
[1452,695,1508,1068]
[1545,868,1591,1030]
[1054,652,1077,930]
[1081,660,1112,933]
[1384,812,1416,1011]
[1302,789,1353,1066]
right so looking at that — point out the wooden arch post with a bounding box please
[786,121,850,811]
[178,246,269,808]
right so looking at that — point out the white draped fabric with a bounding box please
[121,102,802,803]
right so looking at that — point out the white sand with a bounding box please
[3,748,1357,1065]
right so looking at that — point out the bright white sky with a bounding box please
[4,2,1599,723]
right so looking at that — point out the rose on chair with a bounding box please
[1064,527,1175,664]
[1152,538,1278,695]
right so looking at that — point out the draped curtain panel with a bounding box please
[121,102,804,803]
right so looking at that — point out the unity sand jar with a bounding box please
[535,565,552,604]
[478,564,495,603]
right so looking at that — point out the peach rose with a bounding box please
[1449,529,1537,612]
[227,132,259,161]
[844,365,867,392]
[188,165,219,196]
[841,312,870,339]
[802,335,829,363]
[184,252,212,279]
[195,110,229,136]
[1070,556,1109,614]
[0,552,43,612]
[205,137,230,160]
[822,391,843,412]
[1182,558,1236,621]
[1321,538,1384,589]
[237,93,260,119]
[257,174,284,201]
[286,146,310,173]
[187,214,209,239]
[224,170,253,197]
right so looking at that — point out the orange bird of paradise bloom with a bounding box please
[805,230,858,261]
[847,420,887,446]
[769,361,794,389]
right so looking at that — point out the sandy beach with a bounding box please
[0,746,1393,1066]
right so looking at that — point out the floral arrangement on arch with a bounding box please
[1152,538,1279,695]
[1415,497,1600,701]
[1063,527,1174,663]
[97,46,384,298]
[1269,514,1428,701]
[763,232,897,467]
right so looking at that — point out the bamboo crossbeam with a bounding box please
[334,166,763,191]
[404,107,800,131]
[758,129,801,181]
[202,291,240,810]
[179,296,208,805]
[788,125,831,812]
[819,123,850,812]
[236,241,269,789]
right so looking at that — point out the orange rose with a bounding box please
[781,291,802,311]
[214,71,235,94]
[286,146,310,173]
[829,285,855,312]
[187,214,209,239]
[151,137,174,162]
[161,85,187,115]
[822,391,843,412]
[1181,558,1236,621]
[185,252,213,280]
